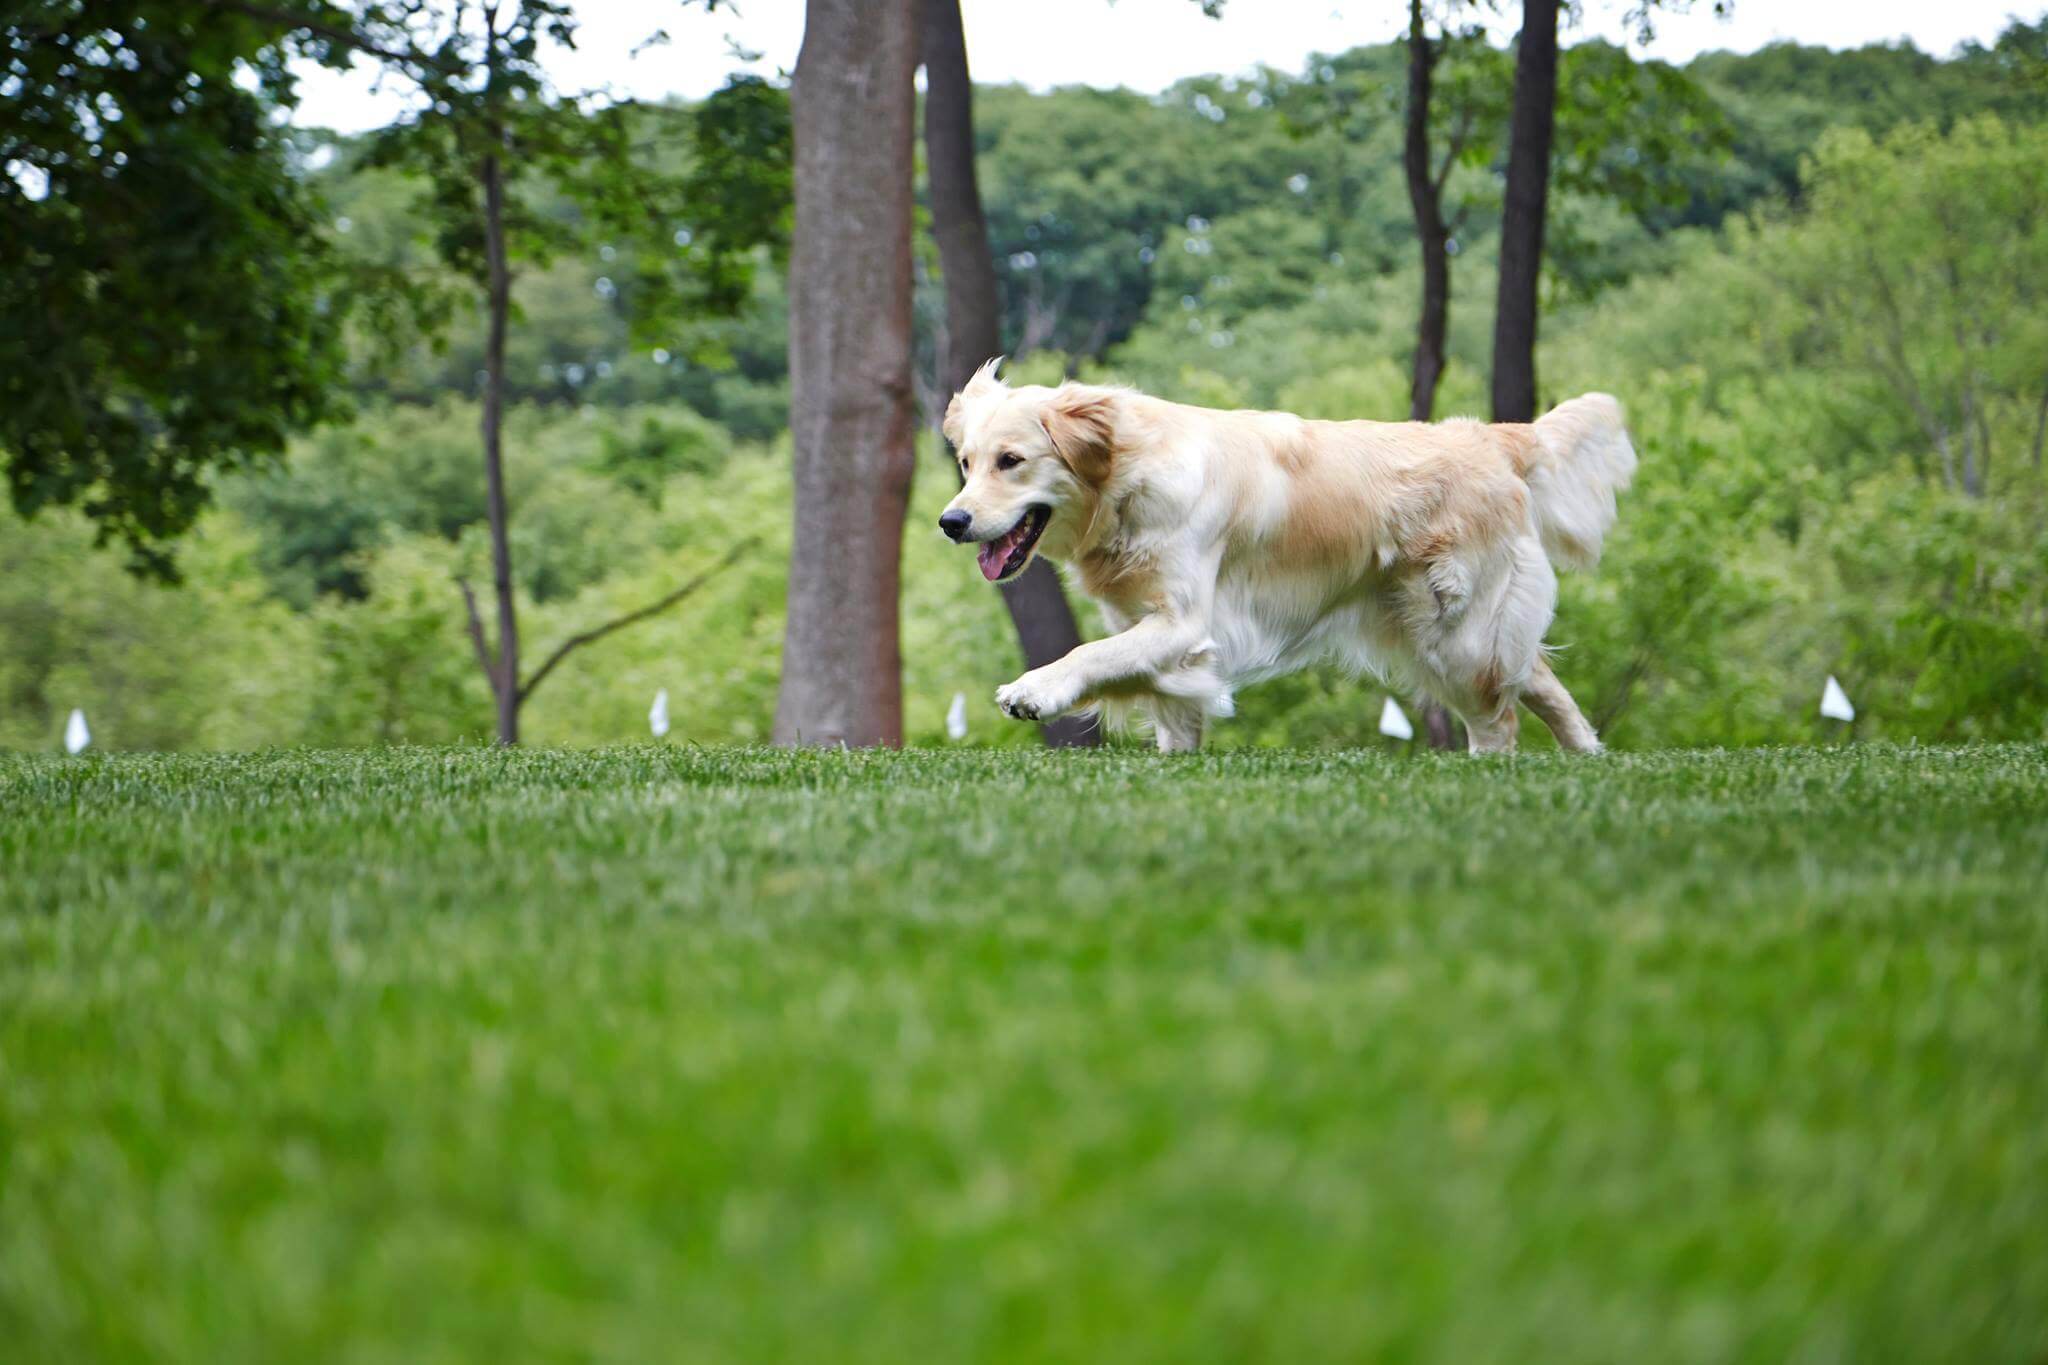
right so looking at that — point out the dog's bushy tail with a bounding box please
[1521,392,1637,572]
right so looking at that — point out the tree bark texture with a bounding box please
[480,145,521,746]
[1490,0,1560,424]
[774,0,920,747]
[1402,0,1449,425]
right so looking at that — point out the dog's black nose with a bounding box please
[938,509,973,542]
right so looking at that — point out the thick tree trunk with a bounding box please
[1402,0,1448,425]
[480,146,521,746]
[1490,0,1560,424]
[920,0,1096,748]
[774,0,920,747]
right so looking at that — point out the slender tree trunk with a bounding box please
[2029,373,2048,477]
[480,145,521,745]
[1960,385,1983,497]
[774,0,919,747]
[920,0,999,388]
[920,0,1096,748]
[1401,0,1462,751]
[1490,0,1560,423]
[1402,0,1448,425]
[1971,378,1994,496]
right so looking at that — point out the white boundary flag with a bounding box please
[1820,676,1855,723]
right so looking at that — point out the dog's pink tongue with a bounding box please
[978,522,1022,581]
[977,536,1009,581]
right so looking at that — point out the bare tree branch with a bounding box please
[1859,256,1957,490]
[457,576,500,697]
[1593,650,1654,735]
[2030,371,2048,478]
[1433,102,1474,197]
[518,536,759,706]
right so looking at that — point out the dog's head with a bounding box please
[937,360,1118,583]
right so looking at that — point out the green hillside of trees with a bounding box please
[313,29,2043,413]
[4,23,2044,750]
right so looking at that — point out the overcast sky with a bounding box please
[289,0,2043,133]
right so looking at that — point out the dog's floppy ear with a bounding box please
[943,356,1006,448]
[1040,385,1117,486]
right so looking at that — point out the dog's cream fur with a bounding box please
[940,362,1636,753]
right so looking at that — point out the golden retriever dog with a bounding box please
[937,362,1636,753]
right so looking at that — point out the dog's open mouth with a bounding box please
[977,505,1050,582]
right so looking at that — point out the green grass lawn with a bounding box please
[3,743,2047,1363]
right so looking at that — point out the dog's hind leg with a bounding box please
[1439,534,1553,756]
[1407,658,1517,755]
[1520,656,1601,753]
[1464,705,1519,754]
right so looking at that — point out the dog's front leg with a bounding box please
[995,614,1207,723]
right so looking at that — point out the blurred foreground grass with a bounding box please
[3,743,2046,1362]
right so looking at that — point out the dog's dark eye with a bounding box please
[958,458,967,476]
[996,453,1024,471]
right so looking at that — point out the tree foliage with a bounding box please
[282,0,791,743]
[1767,118,2048,497]
[0,1,349,577]
[349,3,789,337]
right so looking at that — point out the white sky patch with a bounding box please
[285,0,2043,133]
[6,159,50,201]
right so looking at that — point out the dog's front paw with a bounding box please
[995,669,1078,722]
